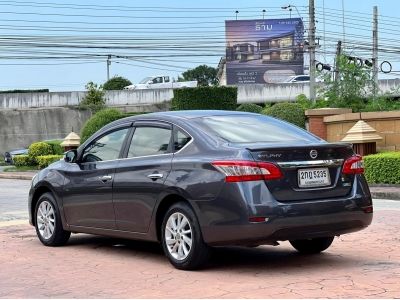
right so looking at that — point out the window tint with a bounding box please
[82,128,129,162]
[128,127,172,157]
[174,130,192,151]
[196,115,320,143]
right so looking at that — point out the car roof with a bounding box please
[100,110,256,132]
[122,110,255,121]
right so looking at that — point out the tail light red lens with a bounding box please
[212,160,283,182]
[342,155,364,174]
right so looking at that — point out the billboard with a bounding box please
[225,18,304,84]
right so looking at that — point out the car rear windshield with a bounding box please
[196,115,320,143]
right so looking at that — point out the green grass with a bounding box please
[3,165,38,172]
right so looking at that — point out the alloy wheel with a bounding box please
[36,200,56,240]
[164,212,193,260]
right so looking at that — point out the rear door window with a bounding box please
[127,127,172,157]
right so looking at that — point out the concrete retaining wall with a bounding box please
[0,108,92,157]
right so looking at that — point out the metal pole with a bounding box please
[373,6,378,96]
[107,55,111,81]
[335,40,342,83]
[309,0,316,102]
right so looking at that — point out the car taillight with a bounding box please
[342,155,364,174]
[212,160,283,182]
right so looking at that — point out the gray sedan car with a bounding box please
[28,110,373,270]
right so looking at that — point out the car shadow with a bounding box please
[64,234,368,272]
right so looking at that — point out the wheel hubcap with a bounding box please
[37,201,55,240]
[165,212,192,261]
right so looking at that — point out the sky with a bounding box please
[0,0,399,91]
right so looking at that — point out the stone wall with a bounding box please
[325,111,400,151]
[306,108,400,151]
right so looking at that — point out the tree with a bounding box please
[180,65,219,86]
[321,54,374,111]
[103,76,132,90]
[79,82,106,112]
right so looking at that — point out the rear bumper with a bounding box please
[196,175,373,246]
[201,209,372,246]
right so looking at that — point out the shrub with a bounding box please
[103,76,132,90]
[13,155,34,167]
[45,140,64,155]
[36,155,63,169]
[79,82,106,112]
[236,103,263,113]
[262,102,306,128]
[28,142,53,162]
[364,152,400,184]
[80,108,125,143]
[172,86,237,110]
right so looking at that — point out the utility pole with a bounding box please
[372,6,378,97]
[334,40,342,83]
[106,55,111,81]
[308,0,316,102]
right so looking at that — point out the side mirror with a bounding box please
[64,149,78,163]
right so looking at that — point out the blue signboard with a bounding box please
[225,18,304,84]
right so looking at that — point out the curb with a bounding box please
[370,191,400,201]
[0,173,34,180]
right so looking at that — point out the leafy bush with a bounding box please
[262,102,306,128]
[13,155,34,167]
[79,82,106,112]
[236,103,263,113]
[28,142,53,162]
[103,76,132,90]
[45,140,64,155]
[36,155,63,169]
[172,86,237,110]
[80,108,125,143]
[364,152,400,184]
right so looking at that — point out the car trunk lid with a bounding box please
[247,143,355,201]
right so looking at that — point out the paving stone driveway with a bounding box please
[0,209,399,298]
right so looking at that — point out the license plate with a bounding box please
[298,168,330,188]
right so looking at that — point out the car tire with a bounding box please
[289,237,334,254]
[161,202,210,270]
[34,192,70,246]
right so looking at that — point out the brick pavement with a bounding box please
[0,210,399,298]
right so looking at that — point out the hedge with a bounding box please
[172,86,237,110]
[0,89,49,94]
[364,152,400,184]
[13,155,35,167]
[28,142,53,162]
[236,103,263,113]
[80,108,125,143]
[36,155,63,169]
[45,140,64,155]
[262,102,306,128]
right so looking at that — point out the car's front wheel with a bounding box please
[34,193,70,246]
[289,236,334,254]
[161,202,210,270]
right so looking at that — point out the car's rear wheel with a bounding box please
[34,193,70,246]
[161,202,210,270]
[289,236,334,254]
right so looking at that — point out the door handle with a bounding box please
[100,175,112,182]
[147,173,164,180]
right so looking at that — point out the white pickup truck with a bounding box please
[124,75,197,90]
